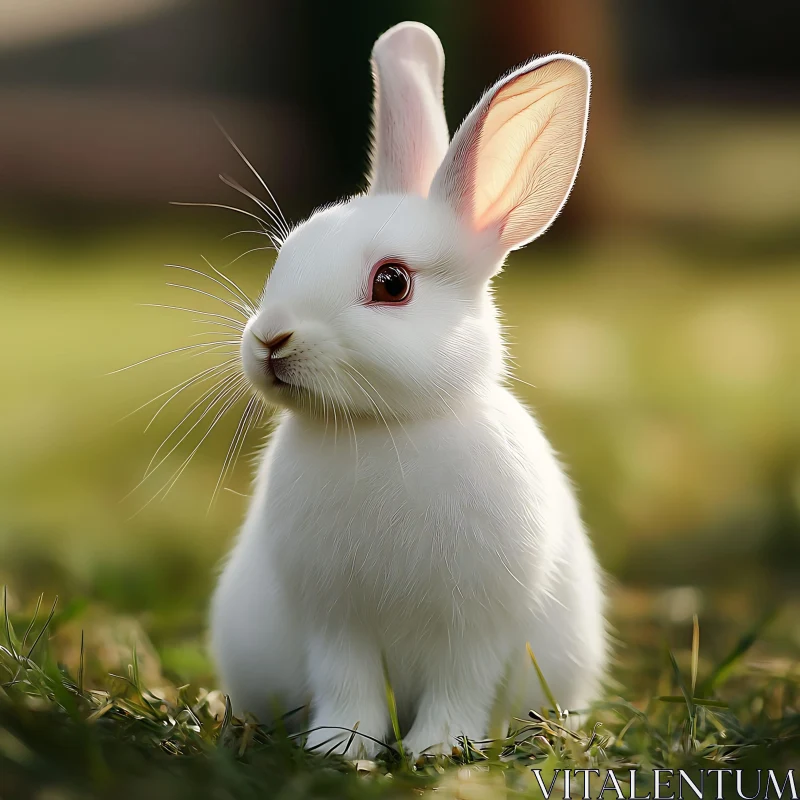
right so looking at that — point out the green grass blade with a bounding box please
[26,595,58,660]
[667,646,694,717]
[381,651,404,761]
[217,694,234,749]
[3,586,19,658]
[656,696,728,708]
[78,630,85,696]
[698,608,777,695]
[527,642,562,719]
[691,614,700,696]
[21,593,44,651]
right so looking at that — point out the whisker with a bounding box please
[340,392,358,466]
[127,127,287,509]
[134,374,247,497]
[222,229,274,240]
[214,119,290,237]
[189,330,242,338]
[170,201,274,233]
[245,404,272,470]
[131,371,243,494]
[144,362,239,433]
[318,372,336,446]
[183,340,240,347]
[507,374,537,390]
[209,392,259,510]
[214,245,277,271]
[340,359,416,454]
[108,341,235,375]
[127,381,248,519]
[214,392,256,499]
[223,486,250,498]
[139,303,245,329]
[219,173,286,246]
[118,361,231,423]
[157,382,251,502]
[122,372,241,503]
[320,365,357,464]
[230,393,260,466]
[339,362,405,479]
[184,342,240,360]
[190,318,246,334]
[199,255,260,313]
[166,283,251,320]
[165,264,256,316]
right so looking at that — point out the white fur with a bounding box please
[369,22,449,196]
[210,22,606,759]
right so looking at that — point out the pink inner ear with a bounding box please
[474,61,588,246]
[475,78,562,229]
[432,55,589,252]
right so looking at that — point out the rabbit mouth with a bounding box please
[266,356,289,386]
[260,359,305,398]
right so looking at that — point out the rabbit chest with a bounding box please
[251,392,565,628]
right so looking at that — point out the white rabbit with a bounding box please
[210,21,606,758]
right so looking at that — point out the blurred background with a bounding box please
[1,0,798,686]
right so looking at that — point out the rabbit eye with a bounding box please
[371,263,411,304]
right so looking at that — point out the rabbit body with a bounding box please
[208,22,607,757]
[211,384,605,756]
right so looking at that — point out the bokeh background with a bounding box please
[1,0,798,686]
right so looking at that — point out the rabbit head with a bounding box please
[242,21,590,421]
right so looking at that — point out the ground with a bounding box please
[1,586,798,797]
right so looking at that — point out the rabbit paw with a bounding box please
[403,725,477,760]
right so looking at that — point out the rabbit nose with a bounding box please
[263,331,293,354]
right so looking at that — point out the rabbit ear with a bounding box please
[430,54,590,253]
[368,22,449,197]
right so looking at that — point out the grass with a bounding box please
[1,591,798,797]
